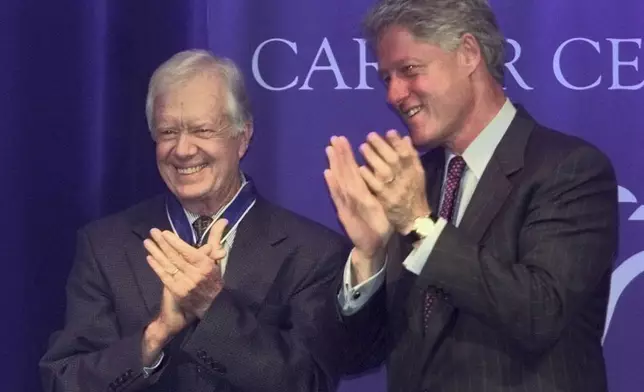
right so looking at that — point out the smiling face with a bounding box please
[377,25,475,149]
[152,72,251,212]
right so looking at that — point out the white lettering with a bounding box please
[353,38,378,90]
[553,38,601,90]
[607,38,644,90]
[300,38,351,90]
[252,38,298,91]
[504,39,534,90]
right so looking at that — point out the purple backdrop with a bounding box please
[2,1,641,391]
[206,1,644,391]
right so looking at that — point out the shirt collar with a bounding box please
[446,98,517,179]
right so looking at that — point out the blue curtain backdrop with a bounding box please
[1,1,642,391]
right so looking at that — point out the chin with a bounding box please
[172,183,211,202]
[407,129,435,149]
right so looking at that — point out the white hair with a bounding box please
[145,49,252,135]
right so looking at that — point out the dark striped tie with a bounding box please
[423,156,466,330]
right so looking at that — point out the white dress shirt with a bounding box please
[338,99,517,315]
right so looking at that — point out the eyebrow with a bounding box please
[379,57,428,75]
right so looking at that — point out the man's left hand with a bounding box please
[144,219,228,319]
[358,130,431,234]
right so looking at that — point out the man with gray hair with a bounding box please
[40,49,349,392]
[325,0,618,391]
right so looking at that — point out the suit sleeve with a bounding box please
[181,241,350,392]
[418,145,618,353]
[335,238,412,375]
[39,229,164,392]
[337,284,388,375]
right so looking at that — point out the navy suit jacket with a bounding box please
[40,195,350,392]
[342,107,619,392]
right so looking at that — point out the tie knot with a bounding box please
[192,216,213,247]
[447,156,466,178]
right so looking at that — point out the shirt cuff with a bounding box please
[142,351,165,378]
[402,217,447,275]
[337,249,386,316]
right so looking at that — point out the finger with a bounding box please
[324,168,346,208]
[391,133,417,161]
[162,230,210,268]
[326,146,352,204]
[359,142,394,181]
[150,229,199,282]
[199,243,213,256]
[159,230,218,286]
[198,243,226,261]
[146,255,188,297]
[143,237,177,273]
[359,165,385,196]
[206,218,228,246]
[210,248,227,261]
[330,136,362,180]
[366,132,400,167]
[150,229,188,271]
[325,142,340,174]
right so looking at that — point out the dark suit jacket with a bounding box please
[342,106,618,392]
[40,195,350,392]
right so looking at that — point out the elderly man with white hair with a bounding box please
[40,49,349,392]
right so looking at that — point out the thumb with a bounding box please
[206,218,229,247]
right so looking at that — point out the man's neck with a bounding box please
[181,176,242,217]
[444,82,507,155]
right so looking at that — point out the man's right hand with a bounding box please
[324,135,393,285]
[140,220,226,366]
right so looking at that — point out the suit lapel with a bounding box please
[129,195,172,317]
[222,198,288,307]
[457,106,533,243]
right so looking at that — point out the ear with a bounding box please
[458,33,482,76]
[237,122,253,159]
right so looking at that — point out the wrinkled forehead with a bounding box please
[153,74,227,127]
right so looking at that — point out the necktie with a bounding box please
[192,216,213,248]
[423,156,466,330]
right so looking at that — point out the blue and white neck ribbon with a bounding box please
[165,176,257,247]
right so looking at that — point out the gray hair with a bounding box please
[145,49,252,135]
[363,0,505,84]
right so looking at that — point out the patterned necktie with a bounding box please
[192,216,213,248]
[423,156,466,331]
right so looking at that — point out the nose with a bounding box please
[173,132,198,158]
[386,76,410,107]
